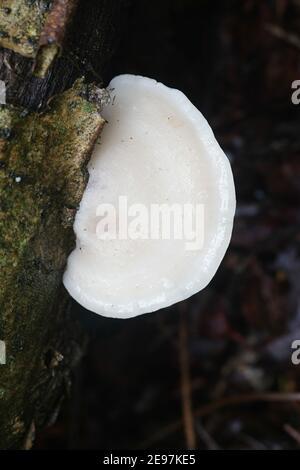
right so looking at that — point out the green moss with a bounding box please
[0,79,105,449]
[34,43,60,78]
[0,1,77,77]
[0,0,49,57]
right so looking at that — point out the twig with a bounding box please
[265,24,300,50]
[140,392,300,449]
[195,421,220,450]
[284,424,300,447]
[178,303,196,449]
[238,433,266,450]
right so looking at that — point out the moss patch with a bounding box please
[0,79,105,448]
[0,0,50,57]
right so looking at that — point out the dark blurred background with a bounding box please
[36,0,300,450]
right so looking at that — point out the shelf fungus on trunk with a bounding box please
[0,79,106,449]
[0,0,78,77]
[63,74,236,319]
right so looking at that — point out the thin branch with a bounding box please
[284,424,300,447]
[265,24,300,50]
[178,303,196,449]
[140,392,300,449]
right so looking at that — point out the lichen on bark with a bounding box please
[0,0,78,77]
[0,79,105,449]
[0,0,50,57]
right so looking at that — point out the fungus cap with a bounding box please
[63,75,236,318]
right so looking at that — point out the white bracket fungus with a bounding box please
[63,75,236,319]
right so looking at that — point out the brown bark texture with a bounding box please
[0,0,126,449]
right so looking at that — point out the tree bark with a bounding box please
[0,0,126,449]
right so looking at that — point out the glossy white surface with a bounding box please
[63,75,236,318]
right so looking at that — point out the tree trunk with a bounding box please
[0,0,126,449]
